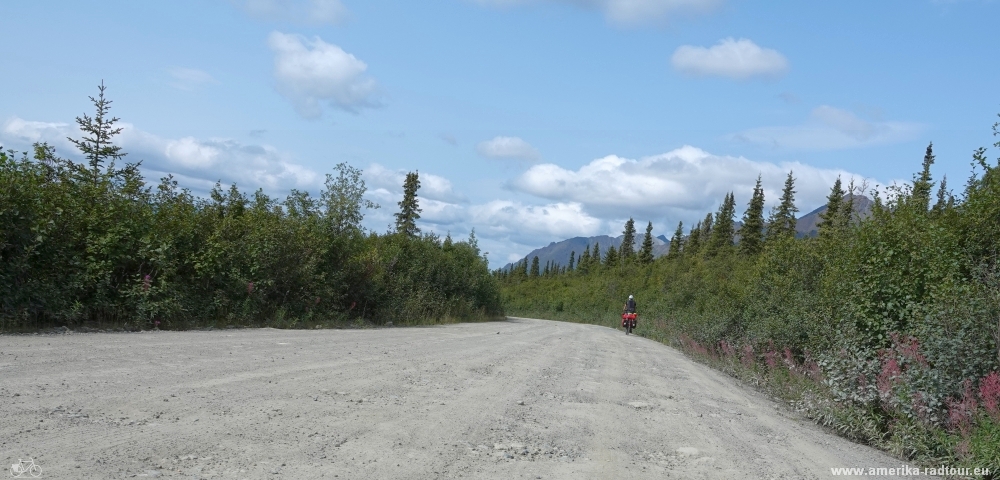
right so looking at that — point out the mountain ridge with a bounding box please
[504,195,873,270]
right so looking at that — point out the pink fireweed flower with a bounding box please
[247,282,254,294]
[143,274,151,291]
[877,356,902,401]
[764,350,779,370]
[947,379,978,436]
[740,344,754,368]
[979,371,1000,421]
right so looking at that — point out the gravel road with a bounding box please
[1,317,928,479]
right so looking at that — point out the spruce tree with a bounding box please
[668,221,684,257]
[591,242,600,268]
[740,176,766,256]
[604,244,618,267]
[568,251,576,271]
[620,218,636,263]
[818,177,844,237]
[394,171,421,236]
[687,221,702,253]
[912,142,935,211]
[839,178,856,229]
[638,221,655,264]
[700,213,713,240]
[543,261,550,276]
[579,246,591,274]
[67,81,128,185]
[530,256,540,277]
[708,192,736,255]
[933,175,951,213]
[766,171,798,240]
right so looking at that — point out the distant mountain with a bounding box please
[794,195,874,238]
[505,195,873,271]
[505,234,670,271]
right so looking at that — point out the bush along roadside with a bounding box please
[0,84,504,332]
[498,121,1000,476]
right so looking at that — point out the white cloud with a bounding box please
[473,0,720,25]
[362,163,467,204]
[469,200,603,245]
[509,145,872,221]
[476,136,540,162]
[733,105,924,150]
[1,118,75,152]
[267,31,380,118]
[234,0,348,25]
[0,116,322,195]
[671,38,788,79]
[168,68,219,91]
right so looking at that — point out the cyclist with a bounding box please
[623,294,636,314]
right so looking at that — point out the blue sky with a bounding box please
[2,0,998,267]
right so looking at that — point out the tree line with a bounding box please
[500,130,1000,469]
[0,84,503,331]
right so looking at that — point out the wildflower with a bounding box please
[740,344,754,368]
[764,350,779,370]
[876,356,902,401]
[979,371,1000,420]
[143,274,151,292]
[247,281,254,294]
[947,379,978,436]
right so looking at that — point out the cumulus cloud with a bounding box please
[268,31,380,118]
[1,118,75,152]
[1,116,321,195]
[168,68,219,91]
[476,136,540,162]
[509,145,871,221]
[473,0,721,25]
[733,105,923,150]
[233,0,348,25]
[469,200,603,246]
[671,38,788,79]
[364,164,467,204]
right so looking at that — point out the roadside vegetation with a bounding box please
[499,122,1000,473]
[0,84,504,332]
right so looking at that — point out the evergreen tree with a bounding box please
[766,171,798,240]
[591,242,600,269]
[67,81,127,185]
[839,178,856,228]
[604,244,618,267]
[394,171,421,236]
[687,220,702,253]
[638,221,655,264]
[740,176,766,256]
[520,259,529,276]
[708,192,736,255]
[579,246,591,274]
[818,176,844,237]
[933,175,952,213]
[543,261,550,276]
[668,221,684,257]
[700,213,713,240]
[620,217,636,263]
[912,142,935,211]
[529,256,540,277]
[568,251,576,271]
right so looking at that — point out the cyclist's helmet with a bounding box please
[628,295,634,299]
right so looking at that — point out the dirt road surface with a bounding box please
[1,318,927,479]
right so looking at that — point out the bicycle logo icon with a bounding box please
[9,458,41,478]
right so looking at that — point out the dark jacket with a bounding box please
[625,298,636,313]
